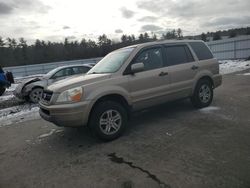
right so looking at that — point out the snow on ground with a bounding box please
[199,106,233,120]
[199,106,220,113]
[0,104,39,127]
[38,129,64,139]
[0,94,14,102]
[6,83,18,92]
[219,60,250,75]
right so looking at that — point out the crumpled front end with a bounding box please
[14,77,44,100]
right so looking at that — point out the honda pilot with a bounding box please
[39,40,222,140]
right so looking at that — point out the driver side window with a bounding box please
[52,68,73,79]
[134,48,163,71]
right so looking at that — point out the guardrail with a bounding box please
[3,57,102,78]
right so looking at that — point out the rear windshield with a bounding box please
[189,42,213,60]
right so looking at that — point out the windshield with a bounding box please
[88,48,134,74]
[44,67,62,78]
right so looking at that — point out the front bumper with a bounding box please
[13,84,29,99]
[39,100,91,127]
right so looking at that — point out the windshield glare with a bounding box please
[88,48,134,74]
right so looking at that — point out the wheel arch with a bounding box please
[26,85,44,96]
[192,74,214,95]
[87,93,131,125]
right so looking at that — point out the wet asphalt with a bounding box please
[0,70,250,188]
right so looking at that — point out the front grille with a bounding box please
[41,108,50,115]
[42,90,53,102]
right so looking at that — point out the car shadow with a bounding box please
[124,99,196,135]
[40,99,196,151]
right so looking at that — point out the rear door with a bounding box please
[127,46,171,110]
[164,44,198,98]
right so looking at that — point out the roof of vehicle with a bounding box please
[44,64,92,78]
[118,39,204,51]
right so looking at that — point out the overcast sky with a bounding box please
[0,0,249,43]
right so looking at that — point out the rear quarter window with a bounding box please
[189,42,214,60]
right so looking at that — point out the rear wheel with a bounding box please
[89,101,128,141]
[29,87,43,103]
[191,79,213,108]
[0,86,6,96]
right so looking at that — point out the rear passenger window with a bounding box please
[165,45,194,66]
[189,42,213,60]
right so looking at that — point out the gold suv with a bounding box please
[39,40,222,140]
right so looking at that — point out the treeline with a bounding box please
[2,26,250,67]
[0,29,184,67]
[199,27,250,41]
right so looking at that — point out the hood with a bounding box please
[19,77,42,87]
[47,73,111,93]
[14,76,45,94]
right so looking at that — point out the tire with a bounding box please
[29,87,43,103]
[89,101,128,141]
[191,79,213,108]
[0,86,6,96]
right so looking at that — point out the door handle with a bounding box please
[191,65,199,70]
[159,72,168,76]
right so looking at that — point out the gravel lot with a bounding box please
[0,69,250,188]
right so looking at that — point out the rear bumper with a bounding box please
[213,74,222,88]
[39,101,91,127]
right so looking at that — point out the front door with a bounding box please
[127,46,171,110]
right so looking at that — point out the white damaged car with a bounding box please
[14,64,93,103]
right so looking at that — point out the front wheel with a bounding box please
[191,79,213,108]
[29,87,43,103]
[0,86,6,96]
[89,101,128,141]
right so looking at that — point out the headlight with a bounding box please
[56,87,83,103]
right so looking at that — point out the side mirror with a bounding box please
[131,63,144,74]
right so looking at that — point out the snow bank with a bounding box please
[0,104,39,127]
[219,60,250,75]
